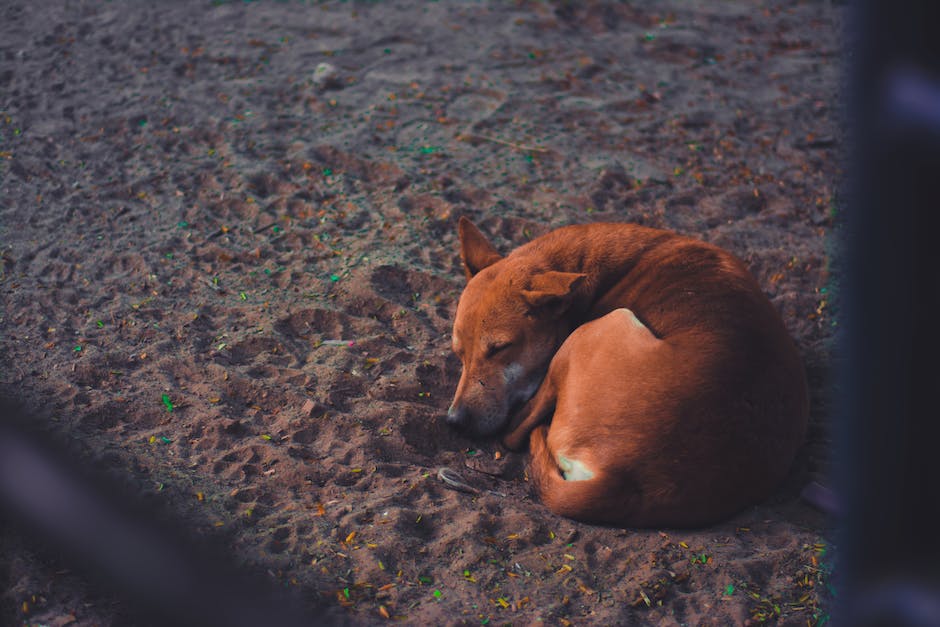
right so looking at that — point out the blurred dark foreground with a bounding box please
[837,1,940,625]
[0,396,329,627]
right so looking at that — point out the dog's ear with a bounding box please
[458,216,503,279]
[521,271,587,312]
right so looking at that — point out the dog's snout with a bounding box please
[446,402,468,430]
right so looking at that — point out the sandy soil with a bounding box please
[1,1,842,625]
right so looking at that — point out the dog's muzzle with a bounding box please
[445,403,468,430]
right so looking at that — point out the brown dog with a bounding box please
[447,217,808,528]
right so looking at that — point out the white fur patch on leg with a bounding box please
[557,454,595,481]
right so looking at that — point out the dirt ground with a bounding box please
[1,1,843,625]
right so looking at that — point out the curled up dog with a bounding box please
[447,217,808,528]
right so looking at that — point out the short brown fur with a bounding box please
[449,217,808,528]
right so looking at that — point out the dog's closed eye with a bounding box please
[484,341,513,357]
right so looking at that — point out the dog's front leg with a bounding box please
[501,376,557,451]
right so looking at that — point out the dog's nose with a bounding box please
[446,403,467,430]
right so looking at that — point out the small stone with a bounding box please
[312,62,342,90]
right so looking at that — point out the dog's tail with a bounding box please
[528,425,637,526]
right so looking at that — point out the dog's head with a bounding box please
[447,217,586,437]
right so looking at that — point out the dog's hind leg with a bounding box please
[502,374,557,451]
[528,425,637,525]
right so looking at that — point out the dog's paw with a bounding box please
[501,428,529,451]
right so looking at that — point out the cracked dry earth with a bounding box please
[1,1,842,625]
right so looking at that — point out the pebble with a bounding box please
[312,62,342,90]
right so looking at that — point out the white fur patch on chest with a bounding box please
[503,362,540,403]
[557,454,595,481]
